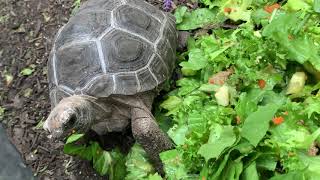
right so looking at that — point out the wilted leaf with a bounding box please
[4,73,13,86]
[33,117,45,130]
[23,88,33,97]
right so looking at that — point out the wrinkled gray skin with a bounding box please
[44,91,173,174]
[44,0,176,175]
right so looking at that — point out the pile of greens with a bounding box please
[64,0,320,179]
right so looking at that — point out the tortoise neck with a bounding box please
[79,95,112,124]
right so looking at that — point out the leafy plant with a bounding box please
[157,0,320,179]
[63,0,320,179]
[63,133,126,178]
[20,65,36,76]
[72,0,81,15]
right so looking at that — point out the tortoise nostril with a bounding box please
[64,114,77,129]
[69,114,77,126]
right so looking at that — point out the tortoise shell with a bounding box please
[48,0,177,106]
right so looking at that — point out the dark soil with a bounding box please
[0,0,170,179]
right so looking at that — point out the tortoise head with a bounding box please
[44,95,93,139]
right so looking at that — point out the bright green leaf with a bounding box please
[235,89,266,120]
[176,78,200,96]
[160,96,182,115]
[180,49,208,71]
[93,151,112,176]
[65,133,84,144]
[211,152,231,179]
[241,161,259,180]
[125,144,155,180]
[148,173,162,180]
[174,6,188,24]
[181,67,197,76]
[299,152,320,174]
[198,125,236,161]
[222,0,253,22]
[20,68,35,76]
[167,125,188,145]
[262,12,320,71]
[284,0,312,11]
[241,104,280,146]
[110,150,127,180]
[63,143,92,161]
[315,0,320,12]
[221,159,243,180]
[199,84,220,92]
[304,96,320,118]
[160,149,188,179]
[269,171,305,180]
[256,154,277,171]
[188,110,207,136]
[176,8,219,30]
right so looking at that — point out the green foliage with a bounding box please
[174,6,220,30]
[63,0,320,179]
[155,0,320,179]
[315,0,320,12]
[198,125,237,161]
[65,133,84,144]
[262,12,320,71]
[64,134,126,178]
[160,149,189,179]
[125,144,155,179]
[304,96,320,118]
[72,0,81,15]
[20,65,36,76]
[241,104,280,146]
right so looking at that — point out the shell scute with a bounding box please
[100,29,152,73]
[114,5,161,42]
[56,41,102,89]
[49,0,177,100]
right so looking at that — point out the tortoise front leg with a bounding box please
[131,106,173,175]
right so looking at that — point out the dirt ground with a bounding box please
[0,0,173,179]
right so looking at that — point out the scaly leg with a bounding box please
[131,106,173,175]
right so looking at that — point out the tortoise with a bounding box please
[43,0,177,174]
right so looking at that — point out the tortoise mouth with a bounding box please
[63,113,77,130]
[44,109,79,140]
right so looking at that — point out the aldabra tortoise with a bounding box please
[43,0,177,174]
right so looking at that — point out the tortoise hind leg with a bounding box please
[131,107,173,176]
